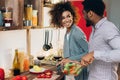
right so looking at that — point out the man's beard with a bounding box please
[86,19,92,27]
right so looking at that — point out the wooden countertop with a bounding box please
[5,64,64,80]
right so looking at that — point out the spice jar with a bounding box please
[2,7,13,27]
[3,18,13,27]
[24,4,32,26]
[24,5,32,20]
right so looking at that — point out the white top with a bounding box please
[88,17,120,80]
[66,33,70,41]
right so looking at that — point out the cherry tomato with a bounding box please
[63,70,68,75]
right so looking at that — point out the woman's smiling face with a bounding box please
[61,11,73,28]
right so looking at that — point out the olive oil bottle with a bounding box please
[13,49,20,76]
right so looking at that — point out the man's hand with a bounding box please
[80,51,94,67]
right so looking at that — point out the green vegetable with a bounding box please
[74,68,83,76]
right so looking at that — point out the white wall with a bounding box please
[0,28,66,71]
[30,28,65,57]
[104,0,120,29]
[0,30,26,70]
[43,7,51,27]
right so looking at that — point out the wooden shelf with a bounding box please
[0,0,43,30]
[0,26,21,31]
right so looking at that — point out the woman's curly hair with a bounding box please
[49,1,78,28]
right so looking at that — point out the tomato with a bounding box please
[12,77,17,80]
[37,73,46,78]
[45,72,51,75]
[12,76,21,80]
[44,70,53,76]
[63,70,68,75]
[37,70,53,79]
[12,75,28,80]
[45,75,51,78]
[0,68,4,80]
[21,76,28,80]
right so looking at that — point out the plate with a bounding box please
[29,67,46,74]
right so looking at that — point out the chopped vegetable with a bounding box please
[63,62,82,76]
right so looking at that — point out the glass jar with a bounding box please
[32,10,38,27]
[2,7,13,27]
[24,4,32,20]
[3,18,13,27]
[2,7,12,19]
[24,4,32,26]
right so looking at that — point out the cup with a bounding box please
[34,59,40,66]
[23,55,29,71]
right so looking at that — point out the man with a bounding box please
[81,0,120,80]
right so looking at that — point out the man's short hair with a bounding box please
[82,0,105,16]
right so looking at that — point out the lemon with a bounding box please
[33,65,41,72]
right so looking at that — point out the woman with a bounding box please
[49,1,88,80]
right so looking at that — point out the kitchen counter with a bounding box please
[5,64,64,80]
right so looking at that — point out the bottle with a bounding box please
[12,49,20,76]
